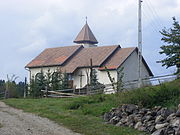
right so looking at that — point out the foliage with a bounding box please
[61,72,69,89]
[158,17,180,74]
[105,66,116,90]
[51,71,62,91]
[105,67,124,92]
[0,80,5,92]
[5,75,26,98]
[29,76,41,98]
[115,79,180,108]
[0,75,27,98]
[116,67,124,92]
[90,69,98,86]
[29,69,70,97]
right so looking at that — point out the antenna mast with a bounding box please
[138,0,143,88]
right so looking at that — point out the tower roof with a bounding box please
[74,23,98,44]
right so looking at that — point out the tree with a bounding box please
[117,67,124,92]
[90,69,98,86]
[158,17,180,75]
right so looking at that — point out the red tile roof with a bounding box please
[26,45,153,76]
[26,45,82,68]
[61,45,119,73]
[99,47,136,70]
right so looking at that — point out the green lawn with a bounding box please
[2,79,180,135]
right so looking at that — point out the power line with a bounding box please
[143,0,163,30]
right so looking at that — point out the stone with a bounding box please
[158,108,172,118]
[155,123,169,130]
[115,121,123,127]
[104,104,180,135]
[145,115,153,121]
[171,118,180,127]
[138,126,147,132]
[121,112,128,117]
[151,128,164,135]
[103,112,111,121]
[155,115,164,123]
[175,109,180,117]
[124,104,138,114]
[147,120,155,127]
[153,106,162,112]
[167,113,176,122]
[178,104,180,110]
[139,108,148,115]
[175,127,180,135]
[109,116,120,125]
[147,125,156,133]
[134,122,142,129]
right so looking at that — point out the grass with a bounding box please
[2,79,180,135]
[3,98,143,135]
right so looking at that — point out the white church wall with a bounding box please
[97,70,117,85]
[29,66,59,79]
[73,68,117,89]
[73,68,89,89]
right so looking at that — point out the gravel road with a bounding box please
[0,101,81,135]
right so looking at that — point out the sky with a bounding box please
[0,0,180,82]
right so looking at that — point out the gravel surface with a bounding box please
[0,101,81,135]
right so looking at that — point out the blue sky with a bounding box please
[0,0,179,81]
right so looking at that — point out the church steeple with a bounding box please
[73,20,98,47]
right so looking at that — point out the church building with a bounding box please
[25,22,153,89]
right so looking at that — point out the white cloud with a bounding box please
[19,38,47,53]
[0,0,180,80]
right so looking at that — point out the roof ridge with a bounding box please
[45,45,82,49]
[99,45,121,66]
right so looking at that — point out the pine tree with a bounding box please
[91,69,98,87]
[158,17,180,75]
[35,70,46,97]
[62,72,69,89]
[52,72,60,91]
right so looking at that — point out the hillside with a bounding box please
[3,79,180,135]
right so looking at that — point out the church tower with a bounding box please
[73,21,98,48]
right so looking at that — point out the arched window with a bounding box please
[35,72,43,82]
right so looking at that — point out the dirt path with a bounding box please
[0,101,81,135]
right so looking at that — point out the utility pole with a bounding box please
[138,0,143,88]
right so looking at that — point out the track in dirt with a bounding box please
[0,101,81,135]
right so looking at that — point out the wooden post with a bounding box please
[24,77,27,98]
[78,71,84,95]
[45,86,48,98]
[5,82,9,99]
[89,58,93,94]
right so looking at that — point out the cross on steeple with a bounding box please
[85,16,87,24]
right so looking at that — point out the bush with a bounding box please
[116,79,180,108]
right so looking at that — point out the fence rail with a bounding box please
[0,92,5,99]
[41,74,178,98]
